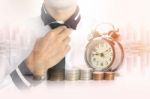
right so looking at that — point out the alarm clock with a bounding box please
[85,23,124,72]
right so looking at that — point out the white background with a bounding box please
[0,0,150,98]
[0,0,150,76]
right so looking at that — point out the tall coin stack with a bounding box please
[80,68,93,80]
[65,68,80,81]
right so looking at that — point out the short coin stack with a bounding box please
[65,68,80,81]
[92,71,104,80]
[49,69,65,81]
[104,72,115,80]
[80,68,93,80]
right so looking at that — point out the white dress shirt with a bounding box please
[0,13,93,89]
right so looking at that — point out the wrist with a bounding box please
[26,56,46,77]
[25,55,34,74]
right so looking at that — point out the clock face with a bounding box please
[85,38,115,71]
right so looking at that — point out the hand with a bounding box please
[25,26,72,76]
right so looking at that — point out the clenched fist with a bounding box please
[25,26,72,77]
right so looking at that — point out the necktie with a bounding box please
[47,22,66,80]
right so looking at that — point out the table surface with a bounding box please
[1,74,150,99]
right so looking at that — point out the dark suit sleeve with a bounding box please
[10,61,42,90]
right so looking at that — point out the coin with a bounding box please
[80,68,93,80]
[48,69,65,81]
[104,72,115,80]
[92,71,104,80]
[65,68,80,81]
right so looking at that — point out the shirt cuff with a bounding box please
[10,61,42,90]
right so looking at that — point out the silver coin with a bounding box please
[80,68,93,80]
[65,68,80,81]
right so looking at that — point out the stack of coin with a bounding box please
[49,69,65,81]
[80,68,93,80]
[104,72,115,80]
[65,68,80,81]
[92,71,104,80]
